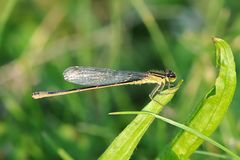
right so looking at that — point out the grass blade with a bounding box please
[131,0,177,70]
[109,111,239,160]
[42,132,74,160]
[99,81,182,160]
[194,150,231,159]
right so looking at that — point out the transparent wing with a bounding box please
[63,66,146,86]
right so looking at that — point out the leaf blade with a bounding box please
[99,81,182,160]
[169,38,237,158]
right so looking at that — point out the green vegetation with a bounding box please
[0,0,239,159]
[100,82,182,160]
[102,38,238,160]
[168,38,237,159]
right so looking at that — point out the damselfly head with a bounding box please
[165,70,176,82]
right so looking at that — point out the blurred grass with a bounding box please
[0,0,239,159]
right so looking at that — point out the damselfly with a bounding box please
[32,66,176,99]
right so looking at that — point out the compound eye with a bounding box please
[166,70,176,82]
[165,70,172,77]
[170,73,176,78]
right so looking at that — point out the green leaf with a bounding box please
[99,81,183,160]
[110,111,239,159]
[167,38,237,159]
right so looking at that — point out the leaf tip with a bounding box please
[212,37,222,43]
[174,80,184,89]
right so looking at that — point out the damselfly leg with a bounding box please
[149,83,165,100]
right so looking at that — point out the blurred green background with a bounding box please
[0,0,239,159]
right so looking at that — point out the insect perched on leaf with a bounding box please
[32,66,176,99]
